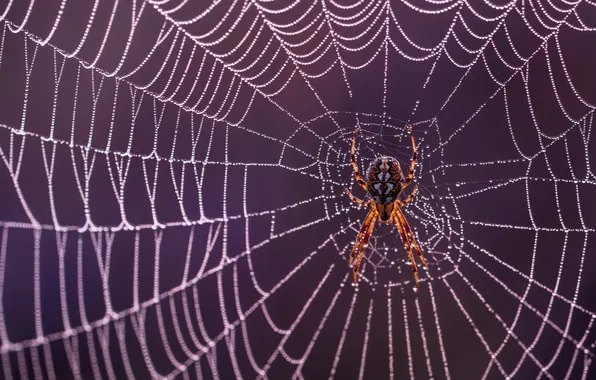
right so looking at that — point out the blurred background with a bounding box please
[0,0,595,379]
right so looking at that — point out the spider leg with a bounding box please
[394,206,428,269]
[393,209,420,288]
[398,184,418,207]
[349,208,375,267]
[351,127,368,191]
[402,125,418,190]
[353,209,378,286]
[346,189,373,206]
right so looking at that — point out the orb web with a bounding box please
[0,0,595,379]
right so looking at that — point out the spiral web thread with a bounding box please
[0,0,595,379]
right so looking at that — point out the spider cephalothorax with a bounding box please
[347,126,428,288]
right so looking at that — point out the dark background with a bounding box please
[0,0,595,379]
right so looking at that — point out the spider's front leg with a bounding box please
[349,208,375,267]
[393,207,428,288]
[393,209,420,288]
[395,207,428,269]
[350,208,378,286]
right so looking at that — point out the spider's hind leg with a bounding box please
[346,189,372,207]
[399,184,418,207]
[402,125,418,190]
[351,127,368,191]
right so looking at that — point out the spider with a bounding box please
[346,125,428,288]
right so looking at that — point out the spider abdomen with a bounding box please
[366,156,403,205]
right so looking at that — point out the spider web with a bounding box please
[0,0,595,379]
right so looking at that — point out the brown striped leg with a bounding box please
[349,208,375,267]
[398,184,418,207]
[402,125,418,190]
[353,209,378,286]
[346,189,372,206]
[393,209,420,288]
[394,207,428,269]
[351,127,368,191]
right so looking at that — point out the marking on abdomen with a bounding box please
[376,172,391,181]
